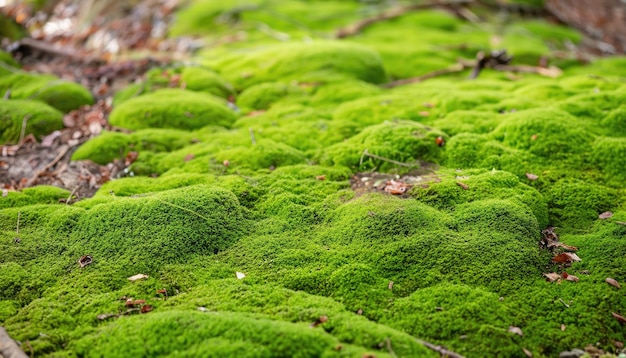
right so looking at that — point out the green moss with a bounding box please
[310,80,382,106]
[237,82,306,111]
[204,41,387,89]
[545,179,620,230]
[0,99,63,144]
[181,66,236,98]
[320,120,447,170]
[0,300,18,322]
[490,108,593,161]
[0,73,93,112]
[432,110,502,136]
[601,105,626,137]
[109,89,237,130]
[557,90,626,121]
[592,137,626,185]
[72,129,194,165]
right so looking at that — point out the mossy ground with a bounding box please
[2,1,626,357]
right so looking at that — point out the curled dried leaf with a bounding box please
[525,173,538,180]
[316,175,326,181]
[125,151,139,166]
[78,255,93,267]
[605,278,621,289]
[128,274,148,281]
[141,305,153,313]
[456,181,469,190]
[310,315,328,328]
[599,211,613,219]
[543,272,560,282]
[435,136,445,147]
[565,274,579,282]
[508,326,523,336]
[552,253,581,263]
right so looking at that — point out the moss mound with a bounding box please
[205,41,387,89]
[237,82,305,111]
[0,73,93,112]
[109,89,237,130]
[0,99,64,144]
[0,186,70,209]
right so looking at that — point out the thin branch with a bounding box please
[24,145,70,187]
[249,128,257,145]
[360,149,419,168]
[383,63,469,88]
[385,338,398,358]
[18,115,30,144]
[335,0,475,38]
[416,339,465,358]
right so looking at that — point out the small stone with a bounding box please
[559,349,585,358]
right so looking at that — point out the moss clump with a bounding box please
[431,110,502,136]
[545,179,620,230]
[600,105,626,137]
[71,185,248,273]
[0,99,64,144]
[181,66,236,98]
[0,73,93,113]
[320,120,447,170]
[310,80,382,106]
[237,82,305,111]
[216,139,307,170]
[205,41,387,89]
[490,108,593,161]
[109,89,237,131]
[72,129,194,165]
[0,186,71,209]
[592,137,626,185]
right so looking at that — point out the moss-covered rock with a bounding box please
[0,73,93,113]
[0,99,64,144]
[109,89,237,131]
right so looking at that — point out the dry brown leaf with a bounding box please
[508,326,523,336]
[552,253,581,263]
[456,181,469,190]
[316,175,326,181]
[128,274,148,281]
[436,136,445,147]
[419,111,430,117]
[561,324,566,331]
[598,211,613,219]
[78,255,93,267]
[605,278,621,289]
[525,173,538,180]
[125,151,139,166]
[565,274,579,282]
[613,340,624,349]
[612,312,626,324]
[543,272,560,282]
[309,315,328,328]
[183,153,195,162]
[141,305,153,313]
[388,281,394,290]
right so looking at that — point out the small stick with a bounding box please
[18,115,30,144]
[383,63,469,88]
[66,186,79,205]
[385,338,398,358]
[24,145,70,187]
[16,211,20,234]
[416,339,465,358]
[249,128,257,145]
[558,298,570,308]
[360,149,418,168]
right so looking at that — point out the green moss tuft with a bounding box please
[205,41,387,89]
[0,73,93,112]
[320,120,447,170]
[0,99,63,144]
[237,82,305,111]
[592,137,626,185]
[109,89,237,130]
[181,66,236,98]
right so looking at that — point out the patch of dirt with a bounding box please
[350,162,440,198]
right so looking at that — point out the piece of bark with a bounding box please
[0,327,28,358]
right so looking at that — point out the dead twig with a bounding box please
[383,63,469,88]
[249,128,257,145]
[24,145,70,187]
[360,149,419,168]
[0,327,29,358]
[385,338,398,358]
[335,0,474,38]
[18,115,30,145]
[417,339,465,358]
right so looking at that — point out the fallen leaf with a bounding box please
[316,175,326,181]
[543,272,560,282]
[599,211,613,219]
[236,271,246,279]
[223,160,230,167]
[41,131,62,147]
[184,153,195,162]
[508,326,523,336]
[388,281,394,290]
[423,102,434,108]
[384,180,409,195]
[435,136,445,147]
[565,274,579,282]
[606,278,621,289]
[561,324,566,331]
[523,347,533,357]
[125,151,139,166]
[419,111,430,117]
[551,253,581,263]
[616,221,626,226]
[611,312,626,324]
[613,340,624,349]
[128,274,149,281]
[525,173,538,180]
[456,181,469,190]
[531,134,538,141]
[309,315,328,328]
[78,255,93,268]
[141,305,153,313]
[2,189,7,197]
